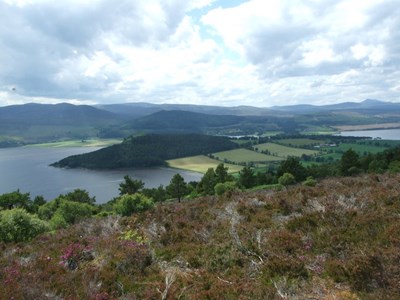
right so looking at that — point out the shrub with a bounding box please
[302,176,316,187]
[263,255,309,279]
[278,172,296,186]
[388,160,400,173]
[114,193,154,216]
[37,197,62,220]
[49,211,69,229]
[346,253,387,292]
[214,181,237,196]
[48,200,94,229]
[325,259,348,283]
[59,242,94,271]
[0,208,49,243]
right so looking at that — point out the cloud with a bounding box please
[0,0,399,107]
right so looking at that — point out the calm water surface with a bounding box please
[339,128,400,140]
[0,147,201,203]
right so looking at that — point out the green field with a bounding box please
[370,140,400,147]
[276,138,325,147]
[319,153,343,161]
[254,143,320,157]
[260,131,283,137]
[27,139,122,148]
[213,148,283,164]
[231,139,252,145]
[167,155,242,174]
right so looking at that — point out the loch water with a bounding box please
[0,146,201,204]
[339,128,400,140]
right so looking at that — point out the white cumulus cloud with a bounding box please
[0,0,399,107]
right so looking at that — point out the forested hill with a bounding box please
[51,134,237,169]
[131,110,244,131]
[0,103,120,126]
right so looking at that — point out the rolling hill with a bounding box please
[0,103,121,126]
[51,134,238,169]
[130,110,244,132]
[0,103,124,145]
[1,99,400,147]
[271,99,400,114]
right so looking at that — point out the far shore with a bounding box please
[24,139,122,148]
[333,122,400,131]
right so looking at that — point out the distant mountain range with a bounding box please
[0,99,399,146]
[0,103,121,146]
[0,103,120,126]
[97,99,400,117]
[270,99,400,114]
[97,102,278,118]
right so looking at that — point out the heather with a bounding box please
[1,173,400,299]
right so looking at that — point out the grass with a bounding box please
[319,153,343,161]
[167,155,242,174]
[255,143,320,157]
[26,139,122,148]
[213,148,283,164]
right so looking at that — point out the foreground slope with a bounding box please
[1,173,399,299]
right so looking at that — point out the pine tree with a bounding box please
[167,173,187,202]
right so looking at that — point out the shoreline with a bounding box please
[333,123,400,132]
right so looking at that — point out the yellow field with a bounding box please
[167,155,242,174]
[27,139,122,148]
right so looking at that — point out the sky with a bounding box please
[0,0,399,107]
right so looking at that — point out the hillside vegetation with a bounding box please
[1,173,400,299]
